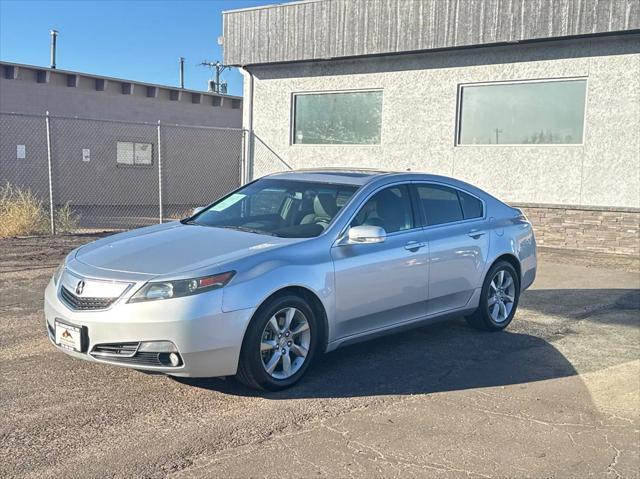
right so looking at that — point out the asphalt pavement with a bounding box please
[1,236,638,478]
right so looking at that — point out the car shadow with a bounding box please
[175,317,579,399]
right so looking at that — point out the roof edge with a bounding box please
[232,30,640,69]
[0,60,243,99]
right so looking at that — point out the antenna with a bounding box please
[198,60,231,94]
[50,29,59,69]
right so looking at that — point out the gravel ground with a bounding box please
[0,234,638,478]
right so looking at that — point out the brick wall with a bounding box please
[514,204,640,256]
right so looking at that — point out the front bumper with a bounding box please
[44,278,254,377]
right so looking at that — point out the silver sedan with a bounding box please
[45,170,537,390]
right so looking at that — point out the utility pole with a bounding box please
[198,60,231,94]
[495,128,503,144]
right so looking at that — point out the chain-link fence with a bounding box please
[249,133,293,180]
[0,111,244,235]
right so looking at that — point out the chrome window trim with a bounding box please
[411,181,487,230]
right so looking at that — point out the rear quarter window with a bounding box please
[458,191,483,219]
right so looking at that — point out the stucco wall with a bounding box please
[245,35,640,209]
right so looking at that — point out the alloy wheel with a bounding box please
[487,269,516,323]
[260,307,311,379]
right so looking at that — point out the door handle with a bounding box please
[467,230,486,239]
[404,241,427,251]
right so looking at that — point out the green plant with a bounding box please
[54,202,80,234]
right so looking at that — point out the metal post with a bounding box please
[45,111,56,234]
[179,57,185,89]
[240,129,247,185]
[215,62,221,94]
[50,30,58,69]
[157,121,163,223]
[245,68,255,183]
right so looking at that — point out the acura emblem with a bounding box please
[75,280,85,295]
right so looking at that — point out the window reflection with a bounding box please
[458,80,587,145]
[293,91,383,145]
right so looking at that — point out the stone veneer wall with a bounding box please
[514,204,640,256]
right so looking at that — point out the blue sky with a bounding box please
[0,0,286,96]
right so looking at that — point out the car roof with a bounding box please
[263,169,506,207]
[264,168,480,190]
[266,168,392,186]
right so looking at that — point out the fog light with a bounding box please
[169,353,180,367]
[138,341,177,353]
[158,352,182,367]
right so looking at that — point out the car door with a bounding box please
[413,183,489,316]
[331,184,429,339]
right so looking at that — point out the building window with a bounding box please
[293,90,383,145]
[116,141,153,166]
[457,79,587,145]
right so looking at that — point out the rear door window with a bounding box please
[415,184,464,226]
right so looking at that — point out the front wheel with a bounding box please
[236,295,319,390]
[465,261,520,331]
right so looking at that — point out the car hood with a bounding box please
[75,222,298,276]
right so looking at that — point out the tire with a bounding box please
[236,294,319,391]
[465,260,520,331]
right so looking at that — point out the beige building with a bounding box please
[222,0,640,255]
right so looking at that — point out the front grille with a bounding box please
[92,342,139,357]
[60,286,116,311]
[98,352,164,366]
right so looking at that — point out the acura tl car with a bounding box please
[45,169,537,390]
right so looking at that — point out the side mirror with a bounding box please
[192,206,205,216]
[347,225,386,244]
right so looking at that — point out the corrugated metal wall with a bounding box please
[223,0,640,65]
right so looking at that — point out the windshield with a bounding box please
[187,179,358,238]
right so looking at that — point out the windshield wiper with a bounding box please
[180,219,198,225]
[220,225,279,237]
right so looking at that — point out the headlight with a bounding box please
[128,271,235,303]
[53,262,64,286]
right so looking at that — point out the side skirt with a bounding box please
[325,306,477,352]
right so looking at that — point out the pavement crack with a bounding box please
[603,433,622,479]
[319,417,494,478]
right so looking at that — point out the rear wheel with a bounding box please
[466,261,520,331]
[236,295,318,390]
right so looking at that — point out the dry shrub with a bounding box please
[0,183,80,238]
[0,183,48,238]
